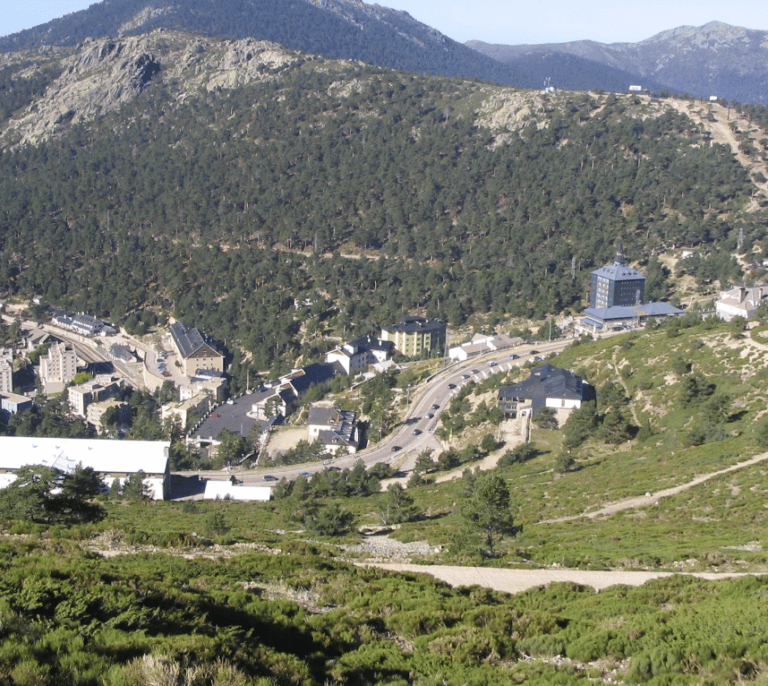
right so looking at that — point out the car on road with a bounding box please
[326,466,341,472]
[509,353,519,359]
[471,369,479,374]
[390,445,401,452]
[263,475,278,482]
[461,374,470,379]
[412,429,421,435]
[431,403,440,410]
[298,472,312,478]
[162,371,171,377]
[529,349,539,355]
[488,361,497,366]
[426,412,434,419]
[447,383,456,389]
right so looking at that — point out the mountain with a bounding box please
[0,0,527,86]
[468,21,768,105]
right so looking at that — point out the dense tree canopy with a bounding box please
[0,56,763,373]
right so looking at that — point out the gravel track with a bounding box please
[360,563,759,594]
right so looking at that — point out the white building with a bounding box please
[40,341,78,392]
[203,480,272,501]
[448,334,523,362]
[325,335,393,375]
[0,437,170,500]
[715,286,768,322]
[0,349,12,393]
[307,405,358,455]
[68,374,121,417]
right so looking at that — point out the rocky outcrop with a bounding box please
[1,31,299,147]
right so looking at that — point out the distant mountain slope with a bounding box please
[465,44,674,95]
[0,0,527,85]
[468,21,768,104]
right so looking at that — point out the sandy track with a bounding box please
[361,563,758,594]
[541,451,768,524]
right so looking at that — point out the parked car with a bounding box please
[263,475,278,482]
[509,353,519,359]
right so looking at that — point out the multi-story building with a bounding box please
[0,392,32,417]
[380,316,446,358]
[589,244,646,309]
[68,374,121,417]
[169,322,224,377]
[87,398,130,434]
[0,349,13,393]
[325,335,394,375]
[40,341,78,392]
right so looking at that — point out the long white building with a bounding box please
[0,437,170,500]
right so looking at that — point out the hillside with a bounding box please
[3,318,768,684]
[1,31,767,382]
[469,21,768,105]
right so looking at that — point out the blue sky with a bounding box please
[3,0,767,44]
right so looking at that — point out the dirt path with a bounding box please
[360,563,759,594]
[541,450,768,524]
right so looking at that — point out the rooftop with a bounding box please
[0,437,169,475]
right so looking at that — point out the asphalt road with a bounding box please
[233,337,575,485]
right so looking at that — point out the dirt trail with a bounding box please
[360,563,759,594]
[541,450,768,524]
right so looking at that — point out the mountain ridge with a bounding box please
[467,21,768,104]
[0,0,526,86]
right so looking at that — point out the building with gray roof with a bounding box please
[169,322,224,376]
[590,244,645,309]
[307,405,358,455]
[498,364,592,419]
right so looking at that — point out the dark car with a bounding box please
[391,445,401,452]
[509,353,519,359]
[472,369,479,374]
[431,404,440,410]
[426,412,434,419]
[447,383,456,389]
[529,349,539,355]
[412,429,422,435]
[263,475,278,482]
